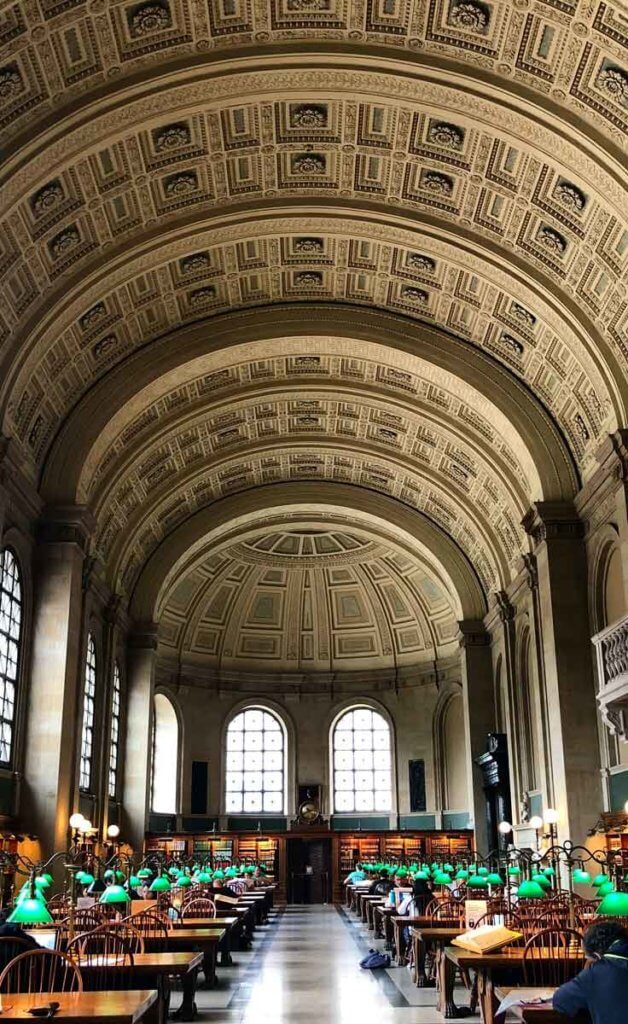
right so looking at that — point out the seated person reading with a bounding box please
[553,920,628,1024]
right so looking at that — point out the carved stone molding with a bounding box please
[522,501,585,547]
[128,622,160,652]
[458,619,491,648]
[37,505,96,552]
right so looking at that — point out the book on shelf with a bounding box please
[451,924,522,954]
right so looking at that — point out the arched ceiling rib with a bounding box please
[133,486,488,623]
[0,2,626,151]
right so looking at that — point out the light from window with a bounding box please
[108,662,121,799]
[79,635,96,791]
[332,706,392,813]
[0,549,21,765]
[151,694,178,814]
[225,707,285,814]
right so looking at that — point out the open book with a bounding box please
[451,924,522,953]
[215,892,240,905]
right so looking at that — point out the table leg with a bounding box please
[219,928,233,966]
[172,969,198,1022]
[202,946,217,988]
[413,933,428,987]
[437,951,473,1020]
[478,969,501,1024]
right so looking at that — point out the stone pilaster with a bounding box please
[22,507,94,857]
[458,620,495,855]
[122,624,158,857]
[95,595,123,845]
[522,501,602,844]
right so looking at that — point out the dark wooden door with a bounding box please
[287,838,332,903]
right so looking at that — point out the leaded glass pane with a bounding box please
[332,706,393,813]
[225,707,285,814]
[0,549,21,766]
[79,635,96,791]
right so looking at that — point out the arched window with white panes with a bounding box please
[0,548,22,766]
[108,661,121,799]
[225,706,286,814]
[151,693,179,814]
[79,634,96,791]
[332,706,393,813]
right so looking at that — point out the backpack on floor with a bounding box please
[359,948,391,969]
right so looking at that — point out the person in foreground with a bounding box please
[553,920,628,1024]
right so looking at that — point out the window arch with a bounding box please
[225,706,286,814]
[79,634,96,791]
[0,548,22,766]
[332,705,393,813]
[108,661,121,799]
[151,693,179,814]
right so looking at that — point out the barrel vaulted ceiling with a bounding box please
[0,0,626,619]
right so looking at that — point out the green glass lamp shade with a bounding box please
[246,866,256,875]
[17,887,46,905]
[226,867,238,878]
[214,870,225,880]
[477,867,489,876]
[508,865,522,876]
[197,870,213,884]
[104,870,114,881]
[169,866,180,877]
[531,873,552,890]
[517,880,546,899]
[443,863,454,874]
[433,871,452,885]
[137,868,153,880]
[397,867,409,878]
[597,881,615,897]
[597,891,628,916]
[487,873,504,886]
[115,871,125,883]
[34,875,51,889]
[42,873,54,885]
[127,875,141,888]
[80,873,94,886]
[8,899,53,925]
[455,869,469,881]
[593,873,609,887]
[543,867,556,878]
[572,868,591,884]
[100,884,130,905]
[75,871,86,885]
[415,870,430,880]
[177,874,193,887]
[467,874,489,889]
[149,874,171,893]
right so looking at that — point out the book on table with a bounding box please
[451,924,523,953]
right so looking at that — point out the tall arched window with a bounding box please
[79,635,96,791]
[151,694,179,814]
[0,548,22,766]
[332,706,392,813]
[108,661,121,799]
[225,707,286,814]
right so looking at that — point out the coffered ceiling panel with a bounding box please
[159,526,459,672]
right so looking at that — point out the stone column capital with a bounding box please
[457,619,491,648]
[522,501,584,547]
[38,505,96,552]
[128,622,159,651]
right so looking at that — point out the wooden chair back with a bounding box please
[46,894,70,921]
[180,897,216,920]
[66,930,134,991]
[0,948,83,993]
[124,909,170,949]
[0,936,36,971]
[522,927,585,987]
[106,923,145,953]
[430,898,464,922]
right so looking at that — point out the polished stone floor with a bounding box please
[192,904,476,1023]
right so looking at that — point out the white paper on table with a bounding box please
[496,988,555,1013]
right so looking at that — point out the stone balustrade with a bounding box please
[593,614,628,740]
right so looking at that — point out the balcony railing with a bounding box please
[592,613,628,739]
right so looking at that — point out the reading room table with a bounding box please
[411,926,467,990]
[143,927,225,988]
[0,990,158,1024]
[494,987,589,1023]
[444,947,585,1024]
[77,951,203,1024]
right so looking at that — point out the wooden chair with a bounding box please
[66,930,135,991]
[0,949,83,993]
[430,898,464,922]
[180,897,216,920]
[522,927,585,987]
[106,923,145,953]
[46,893,70,921]
[124,910,170,950]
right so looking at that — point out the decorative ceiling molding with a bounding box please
[159,526,459,672]
[0,2,626,151]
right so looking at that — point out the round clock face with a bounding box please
[299,800,319,821]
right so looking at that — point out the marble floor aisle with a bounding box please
[193,904,476,1024]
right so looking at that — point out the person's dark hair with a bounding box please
[583,921,628,958]
[356,863,362,870]
[379,870,388,879]
[412,878,432,898]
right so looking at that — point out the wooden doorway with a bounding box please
[286,837,332,903]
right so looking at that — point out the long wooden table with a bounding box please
[0,991,158,1024]
[494,987,588,1023]
[142,928,225,988]
[78,952,203,1024]
[444,947,585,1024]
[411,926,466,990]
[172,917,238,965]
